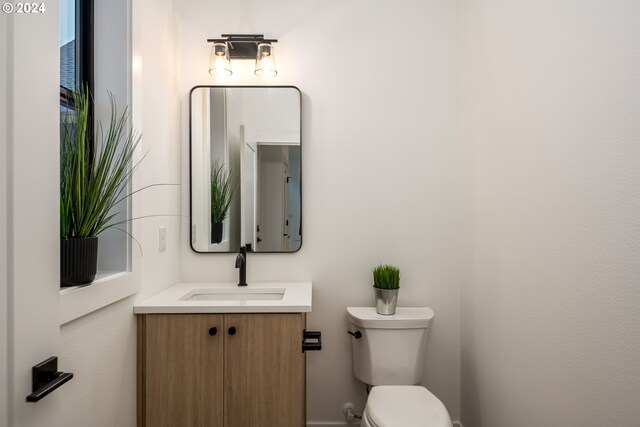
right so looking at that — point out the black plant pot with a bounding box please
[211,222,223,244]
[61,237,98,287]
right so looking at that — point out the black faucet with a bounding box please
[235,246,247,286]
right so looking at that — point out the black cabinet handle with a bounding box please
[348,330,362,339]
[228,326,237,335]
[208,327,217,336]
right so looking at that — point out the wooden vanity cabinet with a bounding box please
[137,313,306,427]
[138,314,224,427]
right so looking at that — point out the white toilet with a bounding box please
[347,307,453,427]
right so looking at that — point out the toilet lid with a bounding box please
[365,386,452,427]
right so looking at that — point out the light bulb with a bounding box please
[209,42,232,77]
[254,43,277,76]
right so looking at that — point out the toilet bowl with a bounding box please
[360,386,452,427]
[347,307,453,427]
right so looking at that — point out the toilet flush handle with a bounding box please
[347,330,362,339]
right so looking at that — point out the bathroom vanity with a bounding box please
[134,282,313,427]
[138,85,312,426]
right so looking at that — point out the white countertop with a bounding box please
[133,281,312,314]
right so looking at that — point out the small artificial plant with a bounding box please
[60,85,141,239]
[372,264,401,290]
[210,160,237,224]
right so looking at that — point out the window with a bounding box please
[59,0,139,323]
[60,0,93,106]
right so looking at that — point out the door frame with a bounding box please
[1,10,9,424]
[4,5,63,426]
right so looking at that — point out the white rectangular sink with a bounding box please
[180,288,286,301]
[134,282,312,314]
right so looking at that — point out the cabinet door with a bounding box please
[224,313,306,427]
[139,314,224,427]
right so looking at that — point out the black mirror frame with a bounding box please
[188,85,303,254]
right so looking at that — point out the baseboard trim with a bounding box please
[307,421,463,427]
[307,423,354,427]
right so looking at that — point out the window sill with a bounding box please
[60,270,139,325]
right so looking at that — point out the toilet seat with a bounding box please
[363,386,453,427]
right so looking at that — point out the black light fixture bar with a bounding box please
[207,34,278,59]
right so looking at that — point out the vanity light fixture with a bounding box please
[207,34,278,77]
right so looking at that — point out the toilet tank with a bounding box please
[347,307,434,386]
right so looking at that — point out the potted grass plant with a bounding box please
[60,86,141,287]
[210,160,237,244]
[373,264,400,315]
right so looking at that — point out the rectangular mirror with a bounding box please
[190,86,302,253]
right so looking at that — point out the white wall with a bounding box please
[131,0,181,301]
[177,0,459,423]
[59,297,138,426]
[459,1,640,426]
[58,0,181,425]
[235,87,301,141]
